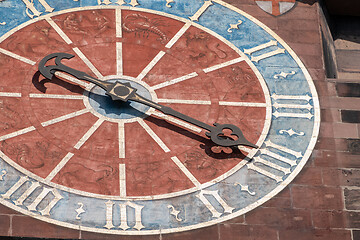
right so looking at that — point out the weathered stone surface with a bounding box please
[347,138,360,154]
[336,83,360,97]
[344,188,360,210]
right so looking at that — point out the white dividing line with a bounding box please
[116,42,123,76]
[116,8,122,38]
[171,156,201,187]
[74,118,104,150]
[118,122,125,158]
[45,152,74,182]
[150,72,198,90]
[137,51,166,81]
[54,72,91,88]
[271,93,311,101]
[137,119,170,152]
[0,48,36,65]
[151,111,202,133]
[203,57,245,73]
[165,22,191,49]
[237,145,252,153]
[41,109,90,127]
[0,126,36,142]
[219,101,267,107]
[157,99,211,105]
[0,92,21,97]
[29,93,84,100]
[46,17,73,44]
[119,164,126,197]
[72,47,104,79]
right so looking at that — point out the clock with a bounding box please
[0,0,319,235]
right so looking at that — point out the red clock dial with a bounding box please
[0,9,268,198]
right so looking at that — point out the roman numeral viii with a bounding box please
[1,176,63,216]
[247,140,303,182]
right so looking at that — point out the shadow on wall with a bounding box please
[331,16,360,43]
[297,0,317,6]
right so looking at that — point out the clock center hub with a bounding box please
[85,76,154,122]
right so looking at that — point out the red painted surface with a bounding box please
[0,97,33,136]
[0,128,68,179]
[0,55,30,93]
[169,26,240,70]
[121,10,185,77]
[52,9,117,76]
[0,9,266,197]
[52,154,120,196]
[0,20,71,62]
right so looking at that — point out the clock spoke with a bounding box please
[118,122,125,158]
[136,51,166,81]
[40,108,90,127]
[157,99,211,105]
[150,57,246,91]
[219,101,267,107]
[44,152,74,182]
[119,163,126,197]
[46,17,73,45]
[151,111,202,133]
[203,57,245,73]
[137,119,170,153]
[171,156,201,187]
[165,22,192,49]
[152,99,213,132]
[116,8,122,38]
[0,97,34,137]
[74,118,105,150]
[72,47,104,79]
[150,72,198,90]
[0,48,36,66]
[0,126,36,142]
[116,42,123,76]
[54,70,92,89]
[29,93,84,100]
[135,22,192,81]
[116,9,123,75]
[0,92,22,98]
[122,11,189,79]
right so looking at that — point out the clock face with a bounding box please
[0,0,319,235]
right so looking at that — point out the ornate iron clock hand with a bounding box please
[39,52,258,148]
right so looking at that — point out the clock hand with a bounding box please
[38,52,114,93]
[38,52,258,148]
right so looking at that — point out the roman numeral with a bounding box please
[243,40,285,63]
[1,176,63,216]
[247,140,303,182]
[271,93,314,119]
[21,0,54,19]
[189,0,213,21]
[196,190,234,218]
[104,201,145,230]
